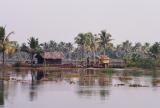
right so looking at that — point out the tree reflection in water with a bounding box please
[77,69,111,100]
[0,71,4,106]
[152,69,159,88]
[0,81,4,106]
[29,70,40,101]
[30,69,48,101]
[79,69,96,86]
[98,73,112,100]
[29,69,64,101]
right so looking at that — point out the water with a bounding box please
[0,68,160,108]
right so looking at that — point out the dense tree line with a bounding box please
[0,26,160,67]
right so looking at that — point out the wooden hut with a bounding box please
[43,52,64,64]
[99,55,110,64]
[98,55,110,68]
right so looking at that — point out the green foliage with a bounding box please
[1,25,160,68]
[26,37,42,65]
[99,30,113,55]
[150,42,160,58]
[0,27,5,40]
[127,58,157,69]
[28,37,39,50]
[20,43,29,52]
[0,26,15,64]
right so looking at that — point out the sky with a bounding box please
[0,0,160,45]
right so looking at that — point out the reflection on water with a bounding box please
[0,68,160,108]
[78,69,112,100]
[0,80,4,105]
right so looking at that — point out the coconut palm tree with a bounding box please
[86,33,99,62]
[99,30,113,55]
[58,41,66,52]
[142,42,150,54]
[27,37,41,64]
[150,42,160,59]
[48,40,58,51]
[75,33,87,59]
[132,42,142,53]
[65,42,73,59]
[122,40,132,53]
[0,26,14,64]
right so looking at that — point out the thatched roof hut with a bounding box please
[43,52,64,64]
[43,52,64,59]
[35,51,64,64]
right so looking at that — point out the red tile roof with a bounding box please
[43,52,64,59]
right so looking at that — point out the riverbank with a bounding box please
[0,63,160,73]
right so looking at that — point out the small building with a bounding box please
[96,55,110,68]
[43,52,64,64]
[99,55,110,64]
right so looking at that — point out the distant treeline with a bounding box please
[0,26,160,68]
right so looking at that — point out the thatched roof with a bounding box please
[43,52,64,59]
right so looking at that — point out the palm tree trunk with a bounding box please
[2,51,4,64]
[31,53,34,67]
[104,45,106,55]
[93,51,95,63]
[81,45,85,60]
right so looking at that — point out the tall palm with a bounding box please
[65,42,73,59]
[99,30,112,55]
[27,37,40,64]
[150,42,160,59]
[75,33,87,59]
[122,40,132,53]
[58,42,66,52]
[5,41,19,54]
[132,42,142,53]
[0,26,14,64]
[86,33,99,62]
[48,40,58,51]
[20,43,29,52]
[142,42,150,54]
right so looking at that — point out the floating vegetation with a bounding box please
[0,77,10,81]
[114,84,125,87]
[129,84,149,87]
[69,81,76,84]
[64,73,80,78]
[119,76,132,81]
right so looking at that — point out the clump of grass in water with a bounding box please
[102,68,115,75]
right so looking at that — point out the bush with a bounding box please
[127,58,157,69]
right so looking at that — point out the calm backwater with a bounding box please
[0,68,160,108]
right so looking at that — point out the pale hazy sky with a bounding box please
[0,0,160,44]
